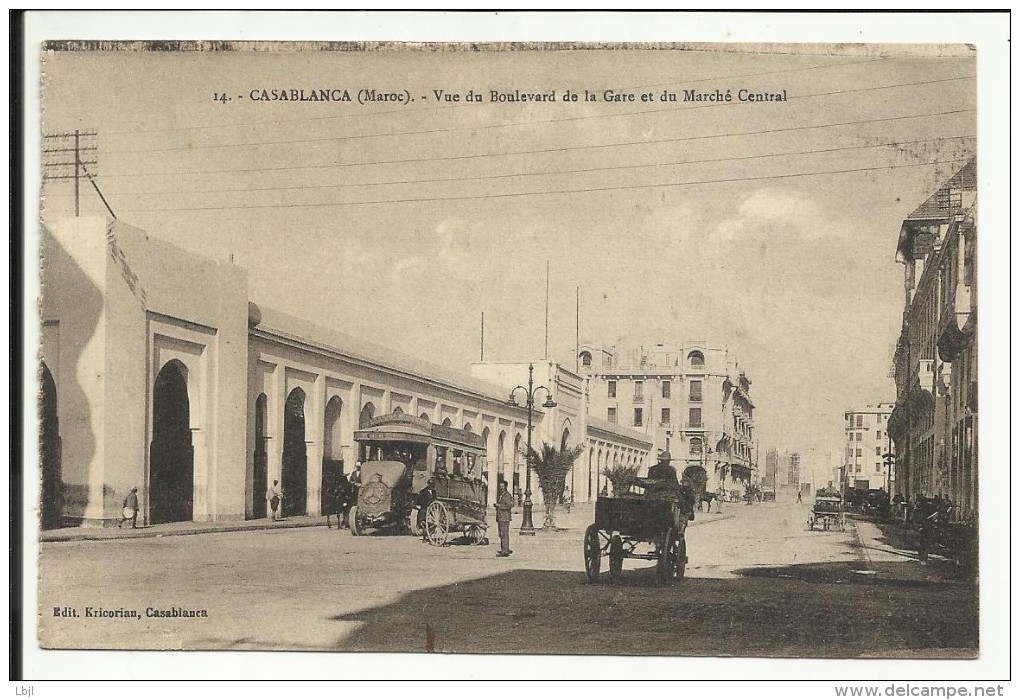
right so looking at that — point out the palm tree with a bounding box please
[602,463,638,496]
[527,442,585,530]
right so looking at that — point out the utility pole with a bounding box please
[43,130,99,217]
[544,260,550,360]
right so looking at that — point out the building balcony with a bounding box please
[914,358,935,391]
[684,423,705,432]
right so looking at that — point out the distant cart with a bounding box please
[808,495,846,532]
[583,489,690,586]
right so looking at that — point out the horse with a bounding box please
[697,491,722,513]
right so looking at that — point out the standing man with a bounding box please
[266,480,282,521]
[495,479,514,557]
[416,477,439,542]
[118,487,139,528]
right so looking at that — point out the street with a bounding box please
[37,500,977,657]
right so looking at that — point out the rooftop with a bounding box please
[252,304,526,409]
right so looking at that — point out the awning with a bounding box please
[730,464,753,483]
[355,412,486,452]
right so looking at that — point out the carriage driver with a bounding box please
[645,451,696,527]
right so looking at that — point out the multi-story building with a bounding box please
[842,404,895,490]
[577,341,755,496]
[786,451,801,489]
[887,159,977,520]
[763,447,779,490]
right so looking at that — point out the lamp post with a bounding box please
[507,363,557,535]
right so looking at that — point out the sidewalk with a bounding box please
[850,517,970,583]
[42,500,736,544]
[41,514,330,543]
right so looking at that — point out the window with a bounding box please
[607,381,616,398]
[856,415,863,428]
[580,351,592,368]
[607,407,617,424]
[855,433,861,442]
[634,381,644,401]
[661,408,671,425]
[661,380,671,399]
[876,447,881,456]
[689,380,702,402]
[688,351,705,369]
[856,448,862,457]
[690,437,703,455]
[633,407,643,427]
[689,408,702,427]
[876,430,882,440]
[876,463,882,473]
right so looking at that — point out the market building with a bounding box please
[576,341,756,498]
[887,159,977,520]
[39,216,650,528]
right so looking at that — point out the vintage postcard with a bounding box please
[23,12,1009,682]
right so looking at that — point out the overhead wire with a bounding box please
[115,158,973,213]
[91,107,975,180]
[90,134,976,198]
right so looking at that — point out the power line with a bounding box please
[102,57,887,137]
[116,157,971,214]
[97,107,976,180]
[89,135,975,198]
[101,73,975,157]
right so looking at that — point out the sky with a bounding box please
[39,42,977,464]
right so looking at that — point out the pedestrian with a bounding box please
[495,479,514,557]
[118,487,139,528]
[266,480,282,521]
[326,473,351,530]
[349,462,362,494]
[416,478,439,542]
[796,491,803,504]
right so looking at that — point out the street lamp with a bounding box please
[507,362,557,535]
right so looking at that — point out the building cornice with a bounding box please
[251,327,537,420]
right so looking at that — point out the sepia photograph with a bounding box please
[18,10,1010,683]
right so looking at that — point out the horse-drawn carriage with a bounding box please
[583,477,693,586]
[807,495,846,531]
[351,413,489,547]
[912,497,976,570]
[409,474,489,546]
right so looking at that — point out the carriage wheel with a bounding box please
[656,528,679,586]
[465,524,486,545]
[609,535,624,583]
[408,507,422,537]
[349,506,360,536]
[808,517,815,531]
[676,537,687,580]
[583,525,602,584]
[425,500,450,546]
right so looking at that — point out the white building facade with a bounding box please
[842,404,896,491]
[576,342,756,498]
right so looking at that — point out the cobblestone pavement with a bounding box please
[37,500,977,656]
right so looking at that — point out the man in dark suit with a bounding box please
[416,478,438,542]
[495,479,514,557]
